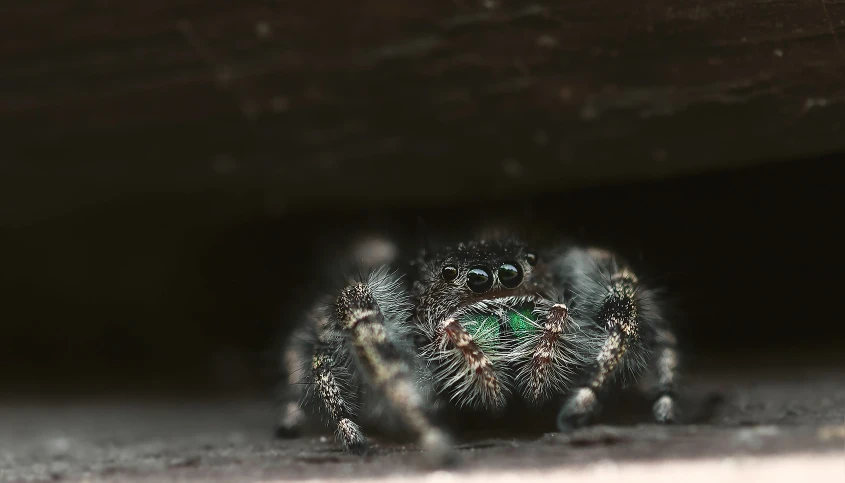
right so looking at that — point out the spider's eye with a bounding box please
[441,264,458,281]
[466,266,494,293]
[525,252,538,266]
[498,262,523,288]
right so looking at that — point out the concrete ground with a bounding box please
[1,361,843,482]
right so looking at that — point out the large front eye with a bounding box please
[498,262,523,288]
[466,266,494,293]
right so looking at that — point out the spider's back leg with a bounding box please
[276,303,329,438]
[651,326,679,423]
[275,342,308,438]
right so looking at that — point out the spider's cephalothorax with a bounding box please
[277,236,678,463]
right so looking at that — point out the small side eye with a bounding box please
[441,264,458,281]
[466,266,494,293]
[525,252,538,266]
[498,262,523,288]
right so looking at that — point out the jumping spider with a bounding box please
[277,235,678,462]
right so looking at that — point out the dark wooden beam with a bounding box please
[2,1,844,218]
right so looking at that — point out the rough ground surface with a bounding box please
[1,362,843,482]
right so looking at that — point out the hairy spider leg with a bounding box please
[334,283,453,462]
[311,347,369,453]
[651,326,679,423]
[556,248,654,430]
[524,303,572,404]
[434,317,507,410]
[276,303,336,439]
[275,343,308,438]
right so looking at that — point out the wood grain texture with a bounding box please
[1,0,845,217]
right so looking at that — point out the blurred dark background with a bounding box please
[1,1,843,397]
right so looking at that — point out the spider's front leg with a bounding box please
[555,248,677,430]
[522,302,572,404]
[332,282,453,461]
[433,317,507,410]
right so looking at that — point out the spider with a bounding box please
[276,234,678,463]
